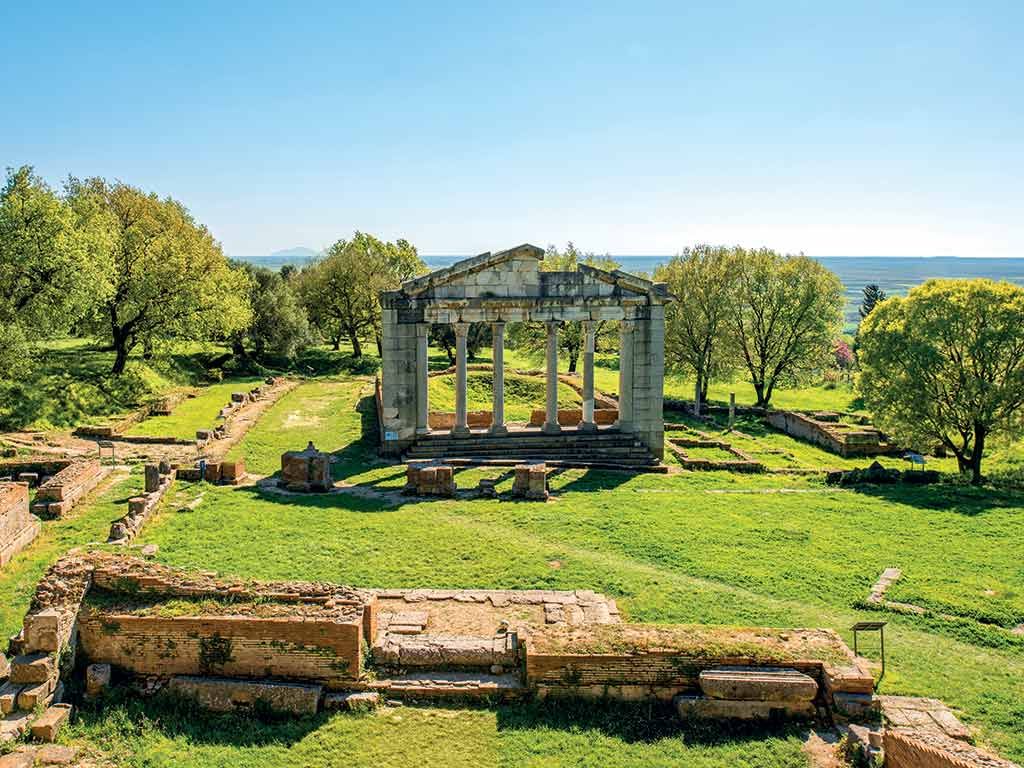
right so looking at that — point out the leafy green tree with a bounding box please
[0,166,107,373]
[298,232,423,357]
[858,279,1024,484]
[656,245,738,412]
[430,322,491,365]
[231,262,313,362]
[507,243,620,372]
[731,249,845,408]
[859,283,888,319]
[65,178,251,374]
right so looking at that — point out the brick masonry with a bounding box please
[30,459,107,519]
[0,482,40,569]
[884,729,1020,768]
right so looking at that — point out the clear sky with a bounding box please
[3,1,1022,257]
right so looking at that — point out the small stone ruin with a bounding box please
[512,463,548,500]
[403,461,456,497]
[280,442,332,492]
[108,462,175,544]
[0,482,40,569]
[30,459,107,519]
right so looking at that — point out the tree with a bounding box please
[298,232,423,357]
[430,323,491,365]
[731,249,845,408]
[65,178,251,374]
[859,284,888,319]
[0,166,106,373]
[506,243,619,372]
[656,245,739,412]
[231,262,313,362]
[858,279,1024,484]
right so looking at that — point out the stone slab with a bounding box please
[674,694,816,721]
[698,666,818,703]
[29,704,71,742]
[167,676,323,715]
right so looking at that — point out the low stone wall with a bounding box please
[30,459,106,519]
[667,438,764,473]
[884,729,1019,768]
[108,464,175,544]
[524,624,872,704]
[766,411,896,458]
[528,408,618,427]
[0,458,73,482]
[429,410,494,429]
[0,482,40,568]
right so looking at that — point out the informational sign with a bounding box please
[384,431,398,441]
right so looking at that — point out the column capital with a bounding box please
[490,320,506,332]
[544,319,562,331]
[581,319,597,332]
[416,322,431,337]
[453,322,470,337]
[621,319,637,333]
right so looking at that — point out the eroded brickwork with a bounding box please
[0,482,40,568]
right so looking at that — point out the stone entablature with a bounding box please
[380,244,671,460]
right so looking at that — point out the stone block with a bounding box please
[203,462,222,484]
[9,653,54,685]
[167,676,322,715]
[16,680,52,710]
[281,443,332,492]
[698,667,818,703]
[674,694,815,721]
[144,464,161,493]
[30,704,72,742]
[0,651,7,679]
[23,610,60,654]
[231,392,247,403]
[0,752,33,768]
[34,745,79,765]
[195,429,213,441]
[323,691,381,712]
[128,497,147,517]
[220,460,246,484]
[0,681,23,714]
[85,663,112,697]
[833,692,878,718]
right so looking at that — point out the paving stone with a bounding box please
[29,704,72,742]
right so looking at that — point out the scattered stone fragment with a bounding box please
[323,691,381,711]
[30,703,72,742]
[85,664,112,697]
[35,744,80,765]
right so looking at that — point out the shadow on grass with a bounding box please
[495,698,806,746]
[840,481,1024,515]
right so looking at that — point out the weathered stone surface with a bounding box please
[22,609,60,654]
[29,704,71,742]
[85,663,111,697]
[0,482,40,568]
[167,676,322,715]
[16,680,53,711]
[674,694,815,720]
[0,751,33,768]
[34,745,79,765]
[698,667,818,703]
[512,464,548,500]
[404,463,456,497]
[144,464,161,493]
[9,653,54,685]
[0,682,23,714]
[281,442,332,492]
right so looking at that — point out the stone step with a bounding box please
[369,672,526,702]
[699,667,819,703]
[407,448,654,459]
[405,457,664,472]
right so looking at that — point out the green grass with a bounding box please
[125,378,263,440]
[4,371,1024,766]
[427,370,582,422]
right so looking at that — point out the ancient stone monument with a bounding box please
[280,442,332,492]
[379,244,672,463]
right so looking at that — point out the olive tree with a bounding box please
[66,177,251,374]
[858,279,1024,484]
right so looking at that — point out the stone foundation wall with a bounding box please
[108,465,174,543]
[31,460,106,519]
[77,612,363,687]
[0,482,40,568]
[527,408,618,427]
[766,411,895,458]
[883,729,1019,768]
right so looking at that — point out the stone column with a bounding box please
[452,322,471,437]
[615,320,635,432]
[579,321,597,432]
[489,322,508,435]
[415,323,430,435]
[542,321,561,434]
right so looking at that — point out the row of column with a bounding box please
[414,320,636,436]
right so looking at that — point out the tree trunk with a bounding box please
[970,427,986,485]
[112,339,130,375]
[753,380,768,409]
[231,335,247,359]
[694,373,703,416]
[331,336,341,351]
[568,350,578,373]
[349,332,362,358]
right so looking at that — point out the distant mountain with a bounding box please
[233,247,320,270]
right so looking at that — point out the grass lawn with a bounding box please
[3,366,1024,766]
[427,370,582,422]
[125,378,264,440]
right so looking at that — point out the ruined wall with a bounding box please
[77,612,363,687]
[0,482,40,568]
[31,459,105,519]
[883,730,1019,768]
[766,411,894,458]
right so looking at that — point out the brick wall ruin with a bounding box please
[0,482,40,568]
[30,459,107,519]
[884,729,1019,768]
[766,411,897,458]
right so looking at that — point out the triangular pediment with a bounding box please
[401,244,544,295]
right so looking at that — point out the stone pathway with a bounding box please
[878,695,971,740]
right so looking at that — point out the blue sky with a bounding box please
[3,1,1022,257]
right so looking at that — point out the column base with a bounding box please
[542,421,562,434]
[488,424,509,436]
[577,421,598,433]
[613,421,633,433]
[450,426,471,438]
